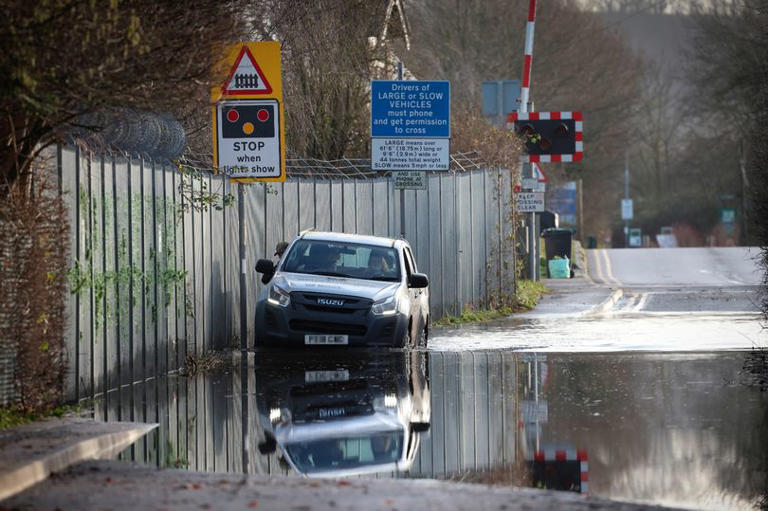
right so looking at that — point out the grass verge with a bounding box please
[179,351,228,377]
[516,279,549,310]
[0,403,83,430]
[434,280,549,327]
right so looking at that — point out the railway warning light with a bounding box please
[517,123,536,137]
[507,111,583,162]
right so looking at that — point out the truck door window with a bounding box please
[404,247,417,274]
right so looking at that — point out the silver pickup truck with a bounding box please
[254,231,430,348]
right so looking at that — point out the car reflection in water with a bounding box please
[254,350,430,477]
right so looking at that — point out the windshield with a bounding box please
[285,432,403,474]
[280,240,401,281]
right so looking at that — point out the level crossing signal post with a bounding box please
[518,0,539,281]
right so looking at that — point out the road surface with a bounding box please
[430,246,766,352]
[588,246,761,288]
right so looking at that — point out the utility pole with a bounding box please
[519,0,538,280]
[624,153,629,248]
[739,140,749,244]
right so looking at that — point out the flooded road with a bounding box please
[428,313,766,352]
[93,349,768,510]
[79,248,767,509]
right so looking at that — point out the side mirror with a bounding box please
[255,259,275,274]
[410,422,430,433]
[258,433,277,455]
[408,273,429,289]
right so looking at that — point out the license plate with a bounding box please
[304,334,348,345]
[318,407,347,419]
[305,369,350,383]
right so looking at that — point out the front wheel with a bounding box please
[401,326,412,348]
[420,316,430,348]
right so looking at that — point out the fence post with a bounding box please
[454,171,460,315]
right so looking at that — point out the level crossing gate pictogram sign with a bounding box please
[221,46,273,95]
[212,42,285,182]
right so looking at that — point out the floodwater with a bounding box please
[428,313,767,352]
[92,348,768,510]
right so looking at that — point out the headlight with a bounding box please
[268,284,290,307]
[374,393,399,409]
[371,294,397,315]
[269,408,282,423]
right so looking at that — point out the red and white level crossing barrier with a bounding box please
[519,0,537,112]
[533,448,590,494]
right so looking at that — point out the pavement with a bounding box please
[0,418,156,501]
[2,459,679,511]
[517,275,622,319]
[518,239,622,320]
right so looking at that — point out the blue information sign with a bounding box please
[371,81,450,138]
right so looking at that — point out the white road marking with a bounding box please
[632,293,650,313]
[617,292,644,313]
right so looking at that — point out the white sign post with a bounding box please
[518,192,545,212]
[621,198,634,220]
[392,171,427,190]
[372,139,450,171]
[522,178,546,192]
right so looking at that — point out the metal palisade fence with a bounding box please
[56,145,516,402]
[87,352,527,476]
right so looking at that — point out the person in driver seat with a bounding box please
[303,244,340,273]
[367,249,390,273]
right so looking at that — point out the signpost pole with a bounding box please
[397,61,406,238]
[519,0,538,281]
[624,153,629,248]
[238,184,247,350]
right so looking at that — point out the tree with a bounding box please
[405,0,644,240]
[247,0,394,160]
[688,0,768,309]
[0,0,251,195]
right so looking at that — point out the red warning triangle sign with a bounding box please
[221,46,273,95]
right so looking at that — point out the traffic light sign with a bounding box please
[222,104,275,139]
[507,111,583,162]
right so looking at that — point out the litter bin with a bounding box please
[542,228,573,261]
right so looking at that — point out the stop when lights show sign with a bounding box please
[212,42,286,182]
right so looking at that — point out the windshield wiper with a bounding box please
[368,275,399,282]
[309,271,351,278]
